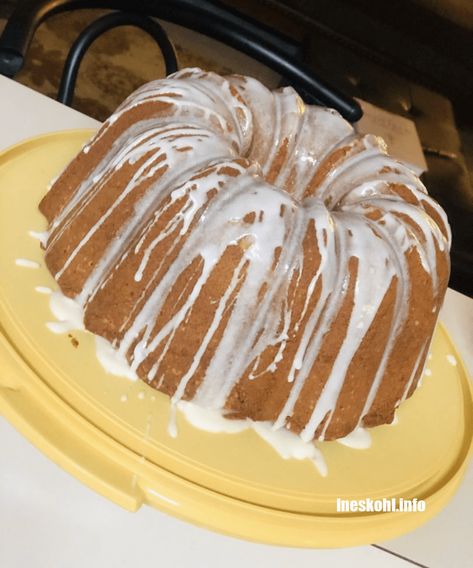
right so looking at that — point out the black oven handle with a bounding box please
[0,0,363,122]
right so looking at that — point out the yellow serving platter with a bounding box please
[0,130,472,547]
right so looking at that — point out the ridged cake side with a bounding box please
[39,68,450,441]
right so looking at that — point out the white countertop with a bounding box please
[0,75,472,568]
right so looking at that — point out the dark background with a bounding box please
[1,0,472,295]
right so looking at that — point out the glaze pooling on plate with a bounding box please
[15,258,40,269]
[176,400,329,476]
[27,280,332,475]
[37,68,450,443]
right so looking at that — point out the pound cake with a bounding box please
[39,68,450,442]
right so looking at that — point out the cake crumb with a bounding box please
[424,369,432,376]
[120,394,128,403]
[68,334,79,348]
[138,391,145,400]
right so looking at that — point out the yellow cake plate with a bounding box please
[0,130,472,548]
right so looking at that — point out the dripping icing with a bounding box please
[39,68,450,449]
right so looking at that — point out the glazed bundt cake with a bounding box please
[39,68,450,442]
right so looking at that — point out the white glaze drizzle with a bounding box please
[46,290,84,333]
[95,336,137,381]
[15,258,40,268]
[447,354,457,366]
[35,286,52,294]
[28,229,49,246]
[40,68,451,445]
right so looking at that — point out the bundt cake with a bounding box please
[39,68,450,442]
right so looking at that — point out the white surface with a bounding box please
[0,76,99,147]
[0,75,472,567]
[0,418,410,568]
